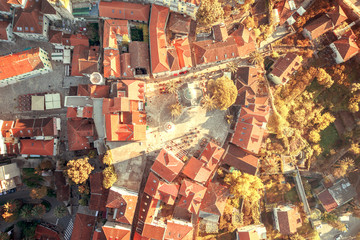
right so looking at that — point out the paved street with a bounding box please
[318,216,360,240]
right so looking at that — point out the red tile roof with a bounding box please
[104,114,146,141]
[66,106,93,119]
[99,1,150,22]
[178,179,207,214]
[1,120,14,137]
[269,52,302,84]
[119,80,145,101]
[151,148,184,183]
[0,0,11,12]
[71,45,98,76]
[213,24,228,42]
[222,144,259,175]
[102,224,131,240]
[13,10,43,35]
[0,47,46,81]
[332,31,359,62]
[35,225,61,240]
[20,139,55,156]
[41,0,56,14]
[172,38,193,69]
[0,21,10,40]
[128,41,150,75]
[328,6,347,26]
[11,118,57,137]
[149,4,170,74]
[199,182,229,216]
[144,172,179,205]
[276,206,302,235]
[164,220,193,240]
[105,186,138,225]
[69,34,89,47]
[77,84,110,98]
[168,13,191,35]
[71,213,96,240]
[120,53,134,78]
[318,189,338,212]
[274,0,295,25]
[89,172,108,212]
[67,119,94,151]
[103,19,129,49]
[92,229,106,240]
[103,49,121,79]
[142,223,166,240]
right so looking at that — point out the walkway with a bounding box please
[293,168,311,216]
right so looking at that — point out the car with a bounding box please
[334,234,342,240]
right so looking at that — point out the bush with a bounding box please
[31,204,46,218]
[22,168,44,188]
[41,200,51,213]
[54,205,69,219]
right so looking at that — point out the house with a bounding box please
[317,178,356,212]
[182,142,225,184]
[199,182,229,223]
[177,179,207,214]
[103,19,129,49]
[144,172,180,205]
[273,0,299,26]
[303,6,348,40]
[237,224,267,240]
[99,1,150,22]
[168,12,191,35]
[103,49,121,79]
[141,222,166,240]
[77,84,110,98]
[0,47,52,87]
[192,24,256,66]
[7,0,26,9]
[0,20,15,42]
[222,144,259,175]
[54,170,70,202]
[10,117,58,137]
[234,66,262,106]
[273,205,302,235]
[267,52,302,85]
[330,30,359,64]
[72,46,100,76]
[144,0,200,19]
[151,148,184,183]
[0,0,12,15]
[128,41,150,76]
[89,172,109,212]
[41,0,61,21]
[34,225,61,240]
[20,138,58,156]
[71,212,96,240]
[0,163,21,194]
[46,0,73,20]
[0,120,18,155]
[164,219,193,240]
[67,119,94,151]
[135,194,160,235]
[102,222,131,240]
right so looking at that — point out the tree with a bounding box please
[201,94,216,111]
[207,76,237,110]
[224,170,264,208]
[102,147,113,165]
[308,130,320,143]
[31,204,46,218]
[39,160,53,171]
[333,157,355,178]
[103,166,118,189]
[249,51,264,67]
[19,204,33,220]
[66,157,94,185]
[196,0,224,27]
[54,205,68,218]
[166,81,178,94]
[227,62,238,74]
[0,232,10,240]
[349,142,360,154]
[169,103,183,118]
[1,200,22,222]
[316,68,333,88]
[22,168,44,188]
[30,186,47,199]
[312,144,322,156]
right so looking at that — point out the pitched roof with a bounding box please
[13,10,43,35]
[0,47,46,81]
[11,117,56,137]
[332,31,359,62]
[237,224,267,240]
[20,139,55,156]
[120,53,134,78]
[275,205,302,235]
[172,38,193,69]
[274,0,295,25]
[151,148,184,182]
[104,114,146,141]
[77,84,110,98]
[149,4,170,74]
[0,0,11,12]
[168,13,191,35]
[0,21,10,40]
[118,80,146,101]
[128,41,150,74]
[79,46,100,75]
[327,6,347,26]
[49,30,63,44]
[164,220,193,240]
[35,225,61,240]
[178,179,207,214]
[67,119,94,151]
[317,189,338,212]
[144,172,179,205]
[142,223,166,240]
[199,182,229,216]
[222,144,259,175]
[71,213,96,240]
[89,172,108,211]
[99,1,150,22]
[102,224,131,240]
[103,19,129,49]
[212,24,228,42]
[41,0,56,14]
[304,15,333,40]
[105,186,138,225]
[103,49,121,78]
[269,52,302,84]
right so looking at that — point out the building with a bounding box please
[233,66,262,106]
[330,30,359,64]
[103,49,121,79]
[0,163,21,194]
[54,170,70,202]
[164,219,193,239]
[41,0,62,21]
[151,148,184,183]
[7,0,27,9]
[222,144,259,175]
[89,172,108,212]
[67,118,95,151]
[0,20,14,42]
[303,6,348,40]
[71,212,96,240]
[46,0,73,20]
[317,178,357,212]
[0,0,12,15]
[99,1,150,22]
[144,172,180,205]
[34,225,61,240]
[72,46,100,76]
[168,12,191,35]
[0,47,52,87]
[177,179,207,214]
[11,117,58,137]
[273,0,305,26]
[145,0,200,19]
[102,222,131,240]
[237,224,267,240]
[273,205,302,235]
[20,138,58,156]
[267,52,302,85]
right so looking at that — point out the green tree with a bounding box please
[31,204,46,218]
[22,168,44,188]
[169,103,183,118]
[227,62,238,74]
[66,157,94,185]
[316,68,333,88]
[54,205,69,218]
[201,94,216,111]
[19,205,33,220]
[103,166,118,189]
[196,0,224,27]
[249,51,264,67]
[208,76,237,110]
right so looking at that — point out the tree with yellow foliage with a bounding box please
[1,200,22,222]
[196,0,224,27]
[66,157,94,185]
[103,166,118,189]
[316,68,333,88]
[30,186,47,199]
[102,147,113,165]
[308,130,320,143]
[208,76,237,110]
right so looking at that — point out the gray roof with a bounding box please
[329,179,356,206]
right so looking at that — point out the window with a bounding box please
[17,27,22,31]
[131,11,133,15]
[30,27,34,31]
[215,56,218,60]
[119,10,121,14]
[39,16,42,20]
[232,52,235,56]
[25,27,28,31]
[242,127,246,130]
[112,9,114,13]
[224,54,227,58]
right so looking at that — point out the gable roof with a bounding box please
[20,139,55,156]
[317,189,338,212]
[11,117,56,137]
[199,182,229,216]
[120,53,134,78]
[168,12,191,35]
[0,0,11,12]
[332,31,359,62]
[0,21,10,40]
[71,213,96,240]
[72,45,99,76]
[164,220,193,240]
[41,0,56,14]
[172,38,193,69]
[142,223,166,240]
[269,52,302,84]
[13,10,43,35]
[89,172,108,212]
[77,84,110,98]
[103,19,129,49]
[222,144,259,175]
[104,114,146,141]
[212,24,228,42]
[103,49,121,78]
[35,225,61,240]
[99,1,150,22]
[327,6,347,26]
[304,15,333,40]
[237,224,267,240]
[151,148,184,183]
[128,41,150,74]
[275,205,302,235]
[144,172,179,205]
[178,179,207,214]
[67,119,94,151]
[102,224,131,240]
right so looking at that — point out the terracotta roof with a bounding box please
[237,224,266,240]
[89,172,108,212]
[67,119,94,151]
[13,10,43,35]
[178,179,207,214]
[332,31,359,62]
[182,0,200,5]
[213,24,228,42]
[41,0,56,14]
[35,225,61,240]
[172,38,193,69]
[49,30,62,44]
[77,84,110,98]
[57,185,70,202]
[275,206,302,235]
[72,45,98,76]
[144,172,179,205]
[150,4,170,74]
[199,182,229,216]
[7,0,21,5]
[168,13,191,35]
[99,1,150,22]
[237,231,260,240]
[105,186,138,225]
[269,52,302,84]
[0,21,10,40]
[102,224,131,240]
[103,19,129,49]
[142,223,166,240]
[0,47,46,81]
[71,213,96,240]
[327,6,347,26]
[11,117,57,137]
[69,34,89,46]
[164,220,193,240]
[66,106,93,119]
[92,229,107,240]
[167,49,181,72]
[120,53,134,77]
[1,120,14,137]
[274,0,295,25]
[318,189,338,212]
[118,80,146,101]
[104,114,146,141]
[128,41,150,75]
[20,139,55,156]
[103,49,121,79]
[0,0,11,12]
[151,148,184,183]
[222,144,259,175]
[304,15,333,40]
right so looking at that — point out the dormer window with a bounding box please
[112,9,114,13]
[17,27,22,31]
